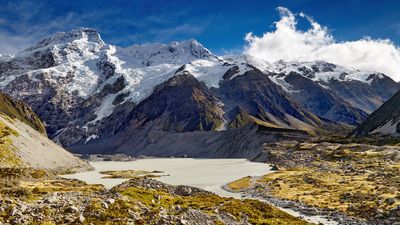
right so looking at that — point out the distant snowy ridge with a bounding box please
[269,60,384,84]
[0,28,223,103]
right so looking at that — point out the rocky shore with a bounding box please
[0,172,310,224]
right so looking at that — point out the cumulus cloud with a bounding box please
[244,7,400,81]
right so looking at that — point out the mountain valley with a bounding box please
[1,28,399,158]
[1,27,400,225]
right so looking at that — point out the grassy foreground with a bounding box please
[0,120,21,167]
[228,142,400,224]
[0,167,311,224]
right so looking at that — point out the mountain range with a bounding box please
[0,28,399,156]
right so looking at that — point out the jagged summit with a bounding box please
[120,38,215,67]
[22,28,105,53]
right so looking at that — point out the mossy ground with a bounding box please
[2,178,310,224]
[227,176,252,191]
[0,120,21,167]
[20,179,104,197]
[229,142,400,221]
[257,169,399,216]
[110,186,310,225]
[0,94,46,135]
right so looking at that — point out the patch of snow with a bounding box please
[82,126,88,132]
[371,119,398,134]
[0,32,104,98]
[269,76,294,93]
[90,93,119,123]
[183,59,229,88]
[96,40,222,103]
[85,134,99,144]
[319,83,329,89]
[122,64,181,103]
[242,55,272,72]
[222,54,272,75]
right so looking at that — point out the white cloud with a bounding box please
[244,7,400,81]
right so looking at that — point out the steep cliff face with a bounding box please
[127,72,224,132]
[275,71,368,125]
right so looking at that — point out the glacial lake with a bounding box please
[61,158,271,197]
[62,158,337,225]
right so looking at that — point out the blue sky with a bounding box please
[0,0,400,55]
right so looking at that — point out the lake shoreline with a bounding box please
[62,158,350,224]
[61,158,272,192]
[222,180,365,225]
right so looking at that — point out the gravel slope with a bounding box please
[0,115,90,172]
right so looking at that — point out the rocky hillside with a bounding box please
[127,72,225,132]
[353,90,400,136]
[0,28,398,156]
[0,93,89,172]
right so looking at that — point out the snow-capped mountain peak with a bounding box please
[268,60,387,85]
[119,38,215,67]
[22,28,105,53]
